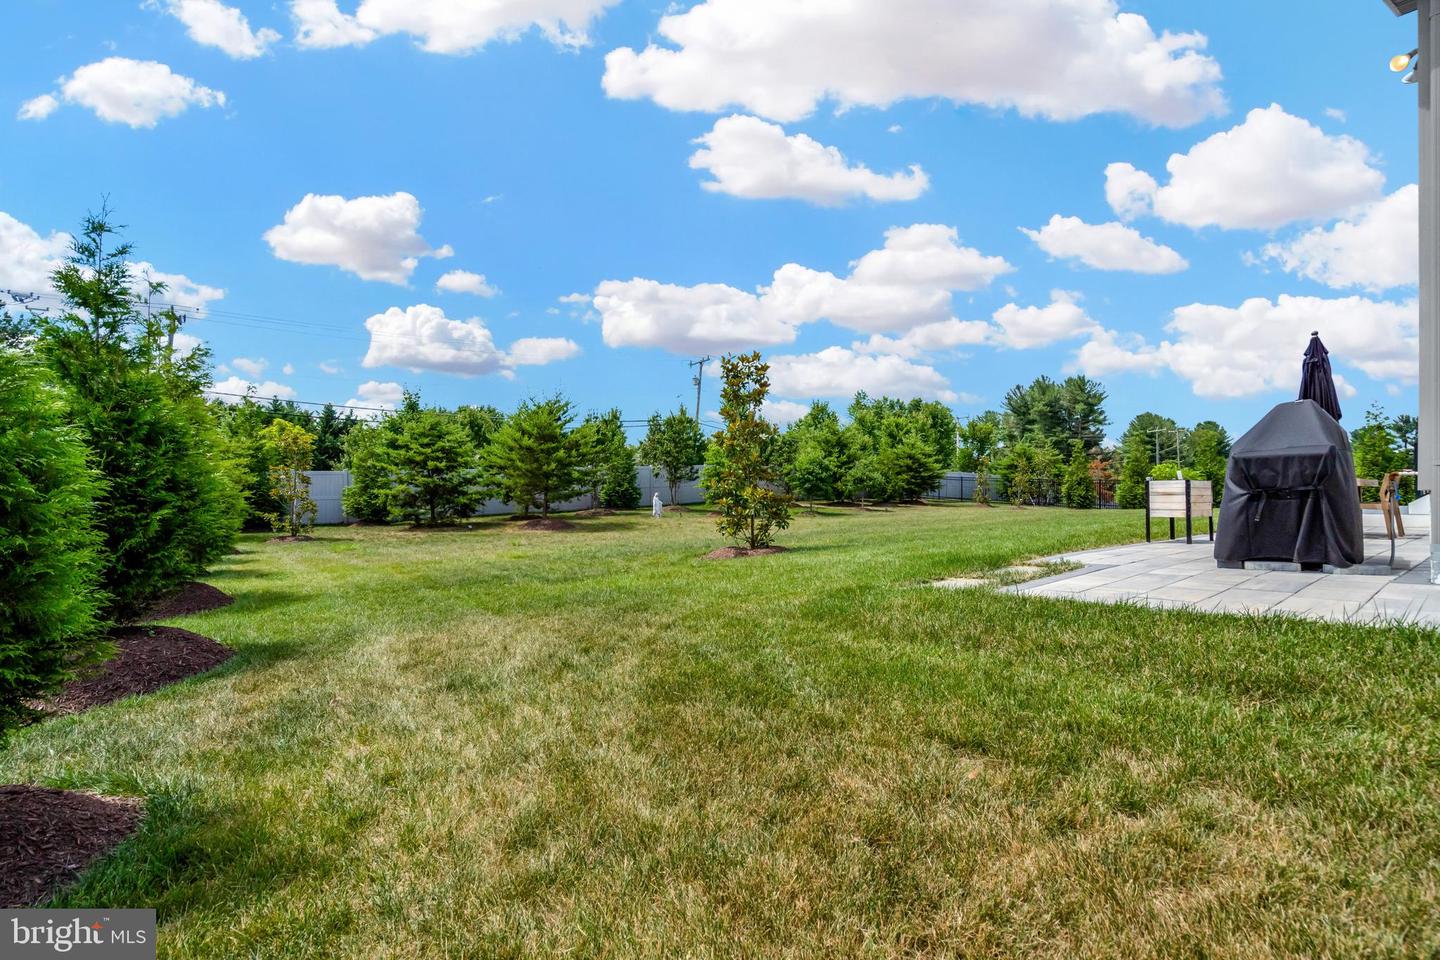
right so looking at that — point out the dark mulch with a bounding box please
[145,581,233,620]
[519,517,578,532]
[266,535,316,543]
[704,545,789,560]
[402,523,475,532]
[573,508,617,518]
[43,627,234,717]
[0,786,142,908]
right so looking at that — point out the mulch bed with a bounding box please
[145,581,233,620]
[43,627,234,717]
[573,508,617,518]
[266,535,315,543]
[519,517,577,532]
[704,545,789,560]
[0,786,142,908]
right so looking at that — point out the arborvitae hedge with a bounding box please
[0,349,107,736]
[44,333,234,621]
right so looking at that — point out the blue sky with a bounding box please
[2,0,1424,440]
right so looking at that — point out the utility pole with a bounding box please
[688,356,711,425]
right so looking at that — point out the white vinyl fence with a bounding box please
[302,467,997,525]
[301,465,707,525]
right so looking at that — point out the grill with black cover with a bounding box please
[1215,399,1364,569]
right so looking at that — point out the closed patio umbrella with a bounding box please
[1298,331,1343,422]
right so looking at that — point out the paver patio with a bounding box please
[1002,513,1440,626]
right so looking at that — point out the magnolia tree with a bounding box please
[708,353,792,549]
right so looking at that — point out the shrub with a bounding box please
[0,349,107,737]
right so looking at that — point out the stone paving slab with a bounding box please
[1001,515,1439,628]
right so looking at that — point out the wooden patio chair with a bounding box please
[1360,471,1404,564]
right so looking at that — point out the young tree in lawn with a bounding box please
[482,396,584,517]
[573,414,606,508]
[955,412,1001,472]
[0,349,107,738]
[600,442,641,509]
[788,441,834,512]
[339,423,393,522]
[973,455,993,505]
[260,419,318,537]
[887,431,945,502]
[387,409,483,524]
[639,410,706,506]
[582,409,639,509]
[1060,441,1097,508]
[708,353,792,549]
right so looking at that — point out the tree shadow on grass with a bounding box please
[223,589,306,619]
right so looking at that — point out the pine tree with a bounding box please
[387,410,483,524]
[481,396,584,517]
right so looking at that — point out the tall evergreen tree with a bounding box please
[0,349,107,737]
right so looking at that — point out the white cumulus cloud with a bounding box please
[207,375,297,402]
[768,347,958,403]
[231,356,268,378]
[603,0,1224,126]
[989,291,1099,349]
[23,58,226,128]
[345,379,405,413]
[265,192,449,284]
[590,224,1012,354]
[1110,104,1385,230]
[851,319,991,359]
[361,304,579,376]
[152,0,281,58]
[1020,215,1188,274]
[435,269,499,297]
[0,212,71,292]
[1258,185,1417,293]
[18,94,59,121]
[689,115,928,205]
[1072,294,1418,398]
[291,0,620,53]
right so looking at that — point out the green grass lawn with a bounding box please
[4,503,1438,958]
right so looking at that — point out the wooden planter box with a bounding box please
[1146,479,1214,544]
